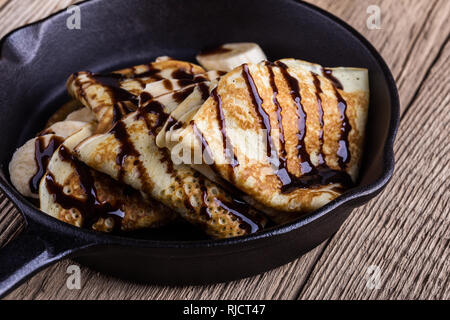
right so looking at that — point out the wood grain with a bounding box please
[1,0,449,300]
[0,0,81,38]
[304,0,450,112]
[298,39,450,300]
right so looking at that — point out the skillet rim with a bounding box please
[0,0,400,249]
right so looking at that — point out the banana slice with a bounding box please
[9,121,92,198]
[39,120,89,137]
[196,42,267,72]
[9,134,64,198]
[65,107,96,123]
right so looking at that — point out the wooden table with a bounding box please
[0,0,448,300]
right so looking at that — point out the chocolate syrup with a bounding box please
[172,68,195,80]
[322,69,351,169]
[335,94,351,169]
[162,79,174,91]
[311,72,326,165]
[112,102,135,123]
[139,92,153,105]
[46,146,125,231]
[265,62,354,193]
[160,148,175,175]
[276,61,314,175]
[323,68,344,90]
[109,121,153,195]
[198,45,232,56]
[29,136,64,194]
[265,62,290,185]
[214,198,261,233]
[242,64,275,162]
[173,86,196,103]
[132,66,163,80]
[166,116,184,131]
[92,73,139,106]
[138,100,169,135]
[191,121,217,170]
[211,88,239,169]
[198,82,211,101]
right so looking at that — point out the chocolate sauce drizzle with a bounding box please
[138,100,169,135]
[112,102,135,123]
[323,68,344,90]
[190,169,260,232]
[263,62,354,193]
[162,79,174,91]
[140,92,153,104]
[191,121,216,169]
[198,82,211,101]
[45,146,125,231]
[211,88,239,169]
[173,86,196,104]
[324,70,352,169]
[276,61,314,175]
[172,68,195,80]
[311,72,326,165]
[242,64,276,163]
[109,121,152,194]
[131,65,163,80]
[265,62,290,185]
[29,136,64,194]
[198,45,232,56]
[166,116,184,131]
[214,198,261,233]
[92,73,139,106]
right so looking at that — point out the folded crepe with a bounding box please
[66,59,212,133]
[71,68,267,238]
[158,59,369,221]
[40,124,177,232]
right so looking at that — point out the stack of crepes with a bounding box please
[9,51,369,239]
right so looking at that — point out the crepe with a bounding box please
[39,124,177,232]
[66,60,208,133]
[73,82,267,238]
[160,59,369,221]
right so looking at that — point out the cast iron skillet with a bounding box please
[0,0,399,298]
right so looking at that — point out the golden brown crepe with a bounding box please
[160,59,369,221]
[66,60,208,133]
[73,83,267,238]
[39,124,177,232]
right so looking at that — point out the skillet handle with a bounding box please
[0,221,86,298]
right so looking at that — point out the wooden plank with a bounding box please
[0,195,24,248]
[0,0,81,38]
[0,0,11,12]
[298,39,450,300]
[1,0,449,300]
[304,0,450,112]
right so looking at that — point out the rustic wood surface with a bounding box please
[0,0,448,300]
